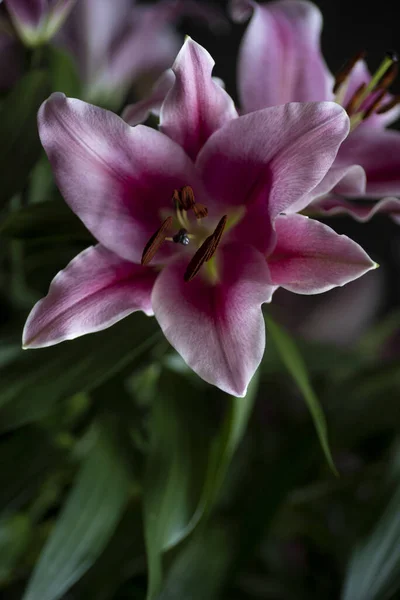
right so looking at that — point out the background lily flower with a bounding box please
[3,0,76,46]
[59,0,227,106]
[232,0,400,222]
[22,39,375,397]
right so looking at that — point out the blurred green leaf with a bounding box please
[327,360,400,446]
[265,315,337,475]
[22,424,131,600]
[0,71,50,206]
[0,200,93,243]
[229,423,316,578]
[0,514,32,585]
[0,313,160,431]
[28,157,55,205]
[357,309,400,358]
[0,426,65,514]
[144,371,257,599]
[342,444,400,600]
[158,522,233,600]
[72,502,145,600]
[47,46,81,97]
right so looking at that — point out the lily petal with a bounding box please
[38,93,203,263]
[23,245,157,349]
[122,69,175,126]
[152,243,274,396]
[197,102,349,225]
[268,214,376,294]
[309,194,400,224]
[160,37,238,160]
[4,0,45,30]
[337,127,400,197]
[236,0,333,113]
[311,163,366,200]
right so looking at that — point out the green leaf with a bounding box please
[0,514,32,584]
[22,424,131,600]
[342,445,400,600]
[0,200,94,243]
[143,370,257,599]
[158,522,233,600]
[0,426,65,514]
[0,313,160,431]
[0,71,50,206]
[72,502,145,600]
[357,309,400,359]
[265,315,337,475]
[47,45,81,97]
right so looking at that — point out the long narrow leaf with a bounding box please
[0,71,49,206]
[22,425,131,600]
[143,370,258,599]
[265,315,337,475]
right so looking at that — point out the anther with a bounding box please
[362,89,387,120]
[173,228,190,245]
[173,185,195,211]
[376,93,400,114]
[376,62,398,90]
[192,203,208,219]
[184,215,227,282]
[141,216,173,266]
[345,82,367,116]
[333,50,366,94]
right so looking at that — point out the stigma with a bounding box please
[141,185,227,282]
[333,50,399,130]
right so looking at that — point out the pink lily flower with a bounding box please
[232,0,400,222]
[3,0,76,46]
[22,39,376,396]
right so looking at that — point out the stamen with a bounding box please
[141,216,173,265]
[192,203,208,219]
[345,82,367,116]
[333,50,366,94]
[376,62,398,90]
[362,88,387,120]
[348,52,398,115]
[376,93,400,114]
[184,215,227,282]
[172,185,195,211]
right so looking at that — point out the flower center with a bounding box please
[141,185,227,282]
[333,50,399,131]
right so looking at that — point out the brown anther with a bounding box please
[192,203,208,220]
[362,89,387,120]
[345,82,367,115]
[173,185,195,211]
[333,50,366,94]
[141,216,173,266]
[184,215,227,282]
[376,62,398,90]
[376,93,400,114]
